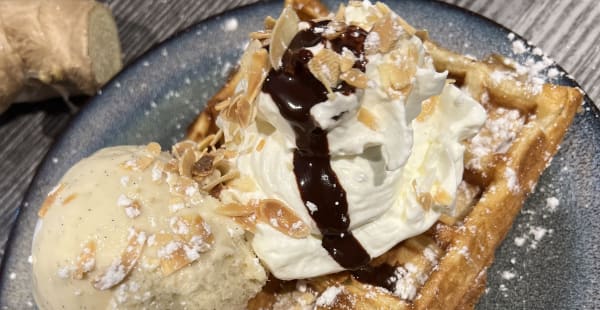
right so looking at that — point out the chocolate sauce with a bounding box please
[351,264,399,292]
[262,22,370,269]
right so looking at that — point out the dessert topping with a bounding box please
[263,19,371,268]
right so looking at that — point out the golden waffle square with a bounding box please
[186,1,583,308]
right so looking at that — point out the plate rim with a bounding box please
[1,0,598,305]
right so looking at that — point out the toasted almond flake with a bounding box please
[412,181,432,211]
[92,228,146,290]
[168,197,186,213]
[308,48,343,91]
[378,44,417,96]
[120,155,155,171]
[170,216,191,235]
[178,149,196,177]
[155,235,190,276]
[371,13,396,53]
[215,202,256,217]
[38,183,64,218]
[245,49,269,103]
[257,199,310,238]
[201,170,240,192]
[334,3,346,21]
[73,241,96,280]
[231,214,258,233]
[124,200,142,219]
[156,215,213,276]
[357,107,379,130]
[235,96,253,128]
[270,6,300,70]
[227,175,257,192]
[145,142,161,157]
[172,140,196,159]
[264,16,277,29]
[416,96,439,122]
[164,159,179,173]
[339,51,356,73]
[191,154,214,178]
[197,133,219,151]
[433,188,453,206]
[152,161,165,182]
[340,69,369,89]
[256,139,266,152]
[185,215,215,247]
[250,30,271,40]
[393,15,416,36]
[214,97,233,112]
[168,175,198,197]
[62,193,77,206]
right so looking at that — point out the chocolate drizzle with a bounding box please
[262,21,371,269]
[351,263,399,293]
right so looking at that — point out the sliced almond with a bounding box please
[120,155,155,171]
[340,69,369,89]
[93,228,146,290]
[357,107,379,130]
[155,234,190,276]
[72,241,96,280]
[433,187,453,206]
[214,97,233,112]
[334,3,346,21]
[123,200,142,219]
[256,138,266,152]
[270,6,300,70]
[168,175,199,197]
[178,149,196,177]
[231,214,258,233]
[62,193,77,206]
[339,50,356,73]
[308,48,343,91]
[246,48,270,105]
[184,215,215,248]
[285,0,329,20]
[264,16,277,29]
[172,140,196,159]
[215,202,256,217]
[38,183,64,218]
[371,13,396,53]
[156,215,213,276]
[250,31,272,41]
[416,96,439,122]
[145,142,161,157]
[257,199,310,238]
[393,15,416,36]
[235,96,253,128]
[378,42,418,96]
[227,175,257,192]
[191,154,215,178]
[168,196,186,213]
[412,180,432,211]
[201,170,240,192]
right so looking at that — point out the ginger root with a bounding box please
[0,0,123,113]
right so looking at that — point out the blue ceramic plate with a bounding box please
[1,0,598,308]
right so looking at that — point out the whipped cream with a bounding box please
[218,1,486,279]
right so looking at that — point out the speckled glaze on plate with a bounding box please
[1,0,598,308]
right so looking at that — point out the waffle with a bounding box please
[186,1,582,308]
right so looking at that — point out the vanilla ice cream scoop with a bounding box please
[32,145,266,309]
[217,1,486,280]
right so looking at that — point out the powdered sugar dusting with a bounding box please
[504,167,519,193]
[545,197,559,212]
[316,286,344,307]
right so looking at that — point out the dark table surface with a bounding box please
[1,0,599,269]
